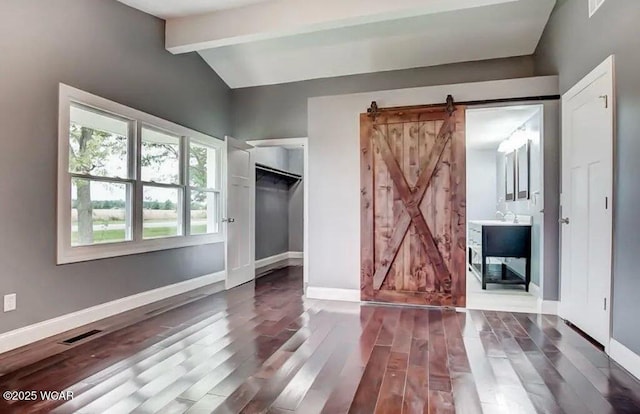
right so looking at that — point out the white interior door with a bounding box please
[225,136,255,289]
[560,57,614,347]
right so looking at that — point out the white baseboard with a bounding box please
[255,252,290,269]
[289,251,303,259]
[306,286,361,302]
[610,338,640,381]
[0,270,226,355]
[537,298,559,315]
[528,283,559,315]
[530,283,558,315]
[529,282,541,299]
[255,251,304,270]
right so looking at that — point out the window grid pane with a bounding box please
[69,104,130,179]
[143,185,183,239]
[189,141,219,190]
[71,178,132,246]
[189,189,220,235]
[141,127,181,185]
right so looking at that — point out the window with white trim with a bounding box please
[58,84,224,264]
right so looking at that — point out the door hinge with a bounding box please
[599,95,609,108]
[604,298,607,311]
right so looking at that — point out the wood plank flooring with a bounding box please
[0,266,639,413]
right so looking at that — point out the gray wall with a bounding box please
[232,56,535,139]
[466,149,498,221]
[254,147,304,259]
[535,0,640,354]
[254,147,289,170]
[255,147,290,260]
[0,0,230,334]
[255,180,290,260]
[541,101,560,302]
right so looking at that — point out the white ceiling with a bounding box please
[118,0,273,18]
[119,0,555,88]
[466,105,541,150]
[199,0,555,88]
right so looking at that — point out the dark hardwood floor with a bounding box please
[1,266,639,413]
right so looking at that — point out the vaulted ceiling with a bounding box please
[117,0,273,18]
[118,0,556,88]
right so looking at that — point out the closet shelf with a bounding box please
[255,163,302,186]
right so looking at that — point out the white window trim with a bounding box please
[589,0,606,18]
[57,83,225,264]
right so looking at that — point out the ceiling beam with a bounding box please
[166,0,517,54]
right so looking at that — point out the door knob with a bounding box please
[222,218,235,223]
[559,217,570,225]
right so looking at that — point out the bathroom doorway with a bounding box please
[465,104,558,313]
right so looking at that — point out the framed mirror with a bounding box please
[505,151,516,201]
[516,142,530,199]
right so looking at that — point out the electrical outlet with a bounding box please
[4,294,16,312]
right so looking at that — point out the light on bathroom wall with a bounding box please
[497,140,514,153]
[497,126,530,153]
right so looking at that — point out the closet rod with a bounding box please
[255,163,302,180]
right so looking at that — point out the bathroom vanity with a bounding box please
[468,219,532,291]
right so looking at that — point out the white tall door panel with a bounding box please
[225,137,255,289]
[560,58,613,347]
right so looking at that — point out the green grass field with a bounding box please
[71,224,208,245]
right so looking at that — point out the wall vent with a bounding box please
[60,329,102,345]
[589,0,606,17]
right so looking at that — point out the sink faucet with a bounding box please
[505,210,518,223]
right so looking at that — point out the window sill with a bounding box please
[57,233,224,264]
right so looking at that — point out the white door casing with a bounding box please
[225,136,255,289]
[247,138,309,287]
[559,56,614,348]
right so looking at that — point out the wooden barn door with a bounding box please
[360,101,466,307]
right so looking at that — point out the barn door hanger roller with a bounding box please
[366,95,457,120]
